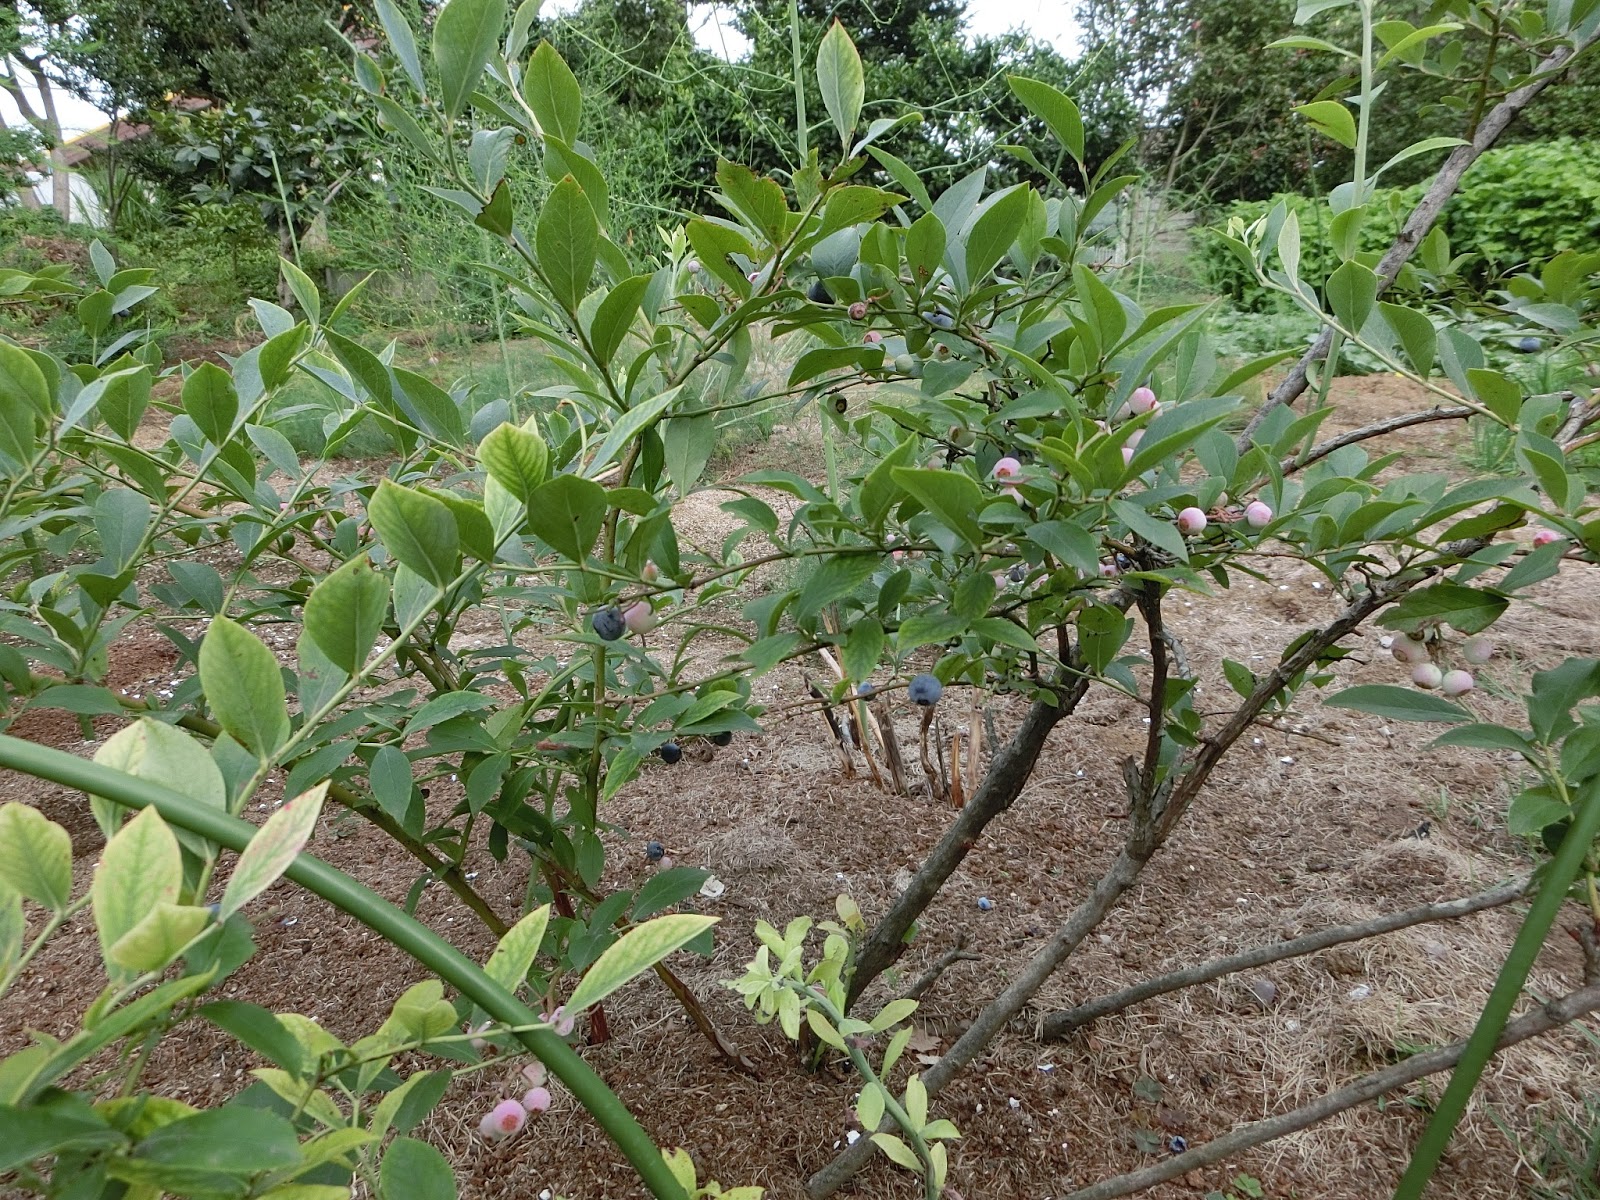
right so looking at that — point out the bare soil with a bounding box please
[4,372,1599,1200]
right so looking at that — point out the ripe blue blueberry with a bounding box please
[645,840,665,861]
[908,673,943,706]
[590,606,625,641]
[1514,336,1542,353]
[808,279,833,305]
[921,305,956,331]
[1169,1136,1187,1154]
[977,896,994,911]
[710,731,732,747]
[1008,564,1026,584]
[657,742,682,764]
[857,682,876,699]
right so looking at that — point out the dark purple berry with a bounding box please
[908,673,943,706]
[710,731,732,747]
[921,305,956,331]
[857,682,875,699]
[1169,1136,1187,1154]
[657,742,682,764]
[1008,564,1026,584]
[590,606,625,641]
[808,280,833,305]
[645,840,665,861]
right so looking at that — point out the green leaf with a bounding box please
[807,1007,846,1049]
[1377,136,1468,178]
[1507,787,1569,836]
[537,175,599,313]
[108,902,213,974]
[1007,76,1084,161]
[182,362,238,448]
[1465,368,1521,426]
[716,160,789,244]
[1379,303,1436,378]
[1323,684,1470,723]
[369,479,461,588]
[857,1080,886,1131]
[130,1106,300,1181]
[432,0,508,121]
[197,1001,304,1074]
[585,386,680,478]
[1026,519,1100,576]
[0,1096,125,1172]
[588,275,651,365]
[92,807,181,980]
[630,866,711,920]
[868,997,918,1032]
[0,879,21,977]
[1430,723,1534,757]
[91,718,226,843]
[524,472,606,560]
[479,419,550,504]
[220,783,326,920]
[564,913,718,1012]
[524,41,582,143]
[816,21,865,149]
[94,487,151,572]
[369,745,414,827]
[381,1136,457,1200]
[841,618,884,684]
[1111,499,1188,561]
[1325,259,1378,333]
[375,0,426,93]
[1294,100,1357,148]
[890,467,985,548]
[905,212,946,284]
[965,185,1032,286]
[304,554,390,677]
[483,903,552,993]
[870,1132,923,1172]
[200,616,291,760]
[1377,583,1509,635]
[1077,602,1131,674]
[0,803,72,912]
[280,259,321,324]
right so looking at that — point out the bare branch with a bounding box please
[1237,26,1600,452]
[1285,405,1475,475]
[1060,981,1600,1200]
[1041,879,1527,1039]
[901,941,981,1003]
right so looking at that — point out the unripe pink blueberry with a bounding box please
[1125,428,1144,449]
[657,854,675,870]
[684,259,700,274]
[1244,501,1273,528]
[521,1086,552,1113]
[1412,663,1443,690]
[863,330,882,344]
[1129,386,1158,414]
[1441,669,1474,697]
[1461,636,1493,665]
[522,1062,547,1088]
[1121,445,1135,465]
[623,600,655,635]
[1392,635,1427,665]
[1099,560,1119,577]
[542,1006,576,1037]
[848,301,868,320]
[641,560,660,583]
[992,456,1022,480]
[479,1098,527,1141]
[1177,507,1207,535]
[1532,528,1563,548]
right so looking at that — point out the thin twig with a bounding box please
[1041,879,1527,1038]
[1285,405,1474,474]
[902,940,981,1003]
[1060,982,1600,1200]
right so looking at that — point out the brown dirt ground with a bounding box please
[4,372,1599,1200]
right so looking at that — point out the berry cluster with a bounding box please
[1390,628,1486,696]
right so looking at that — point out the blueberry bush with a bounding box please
[1,0,1599,1198]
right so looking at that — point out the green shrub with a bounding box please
[1197,139,1600,307]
